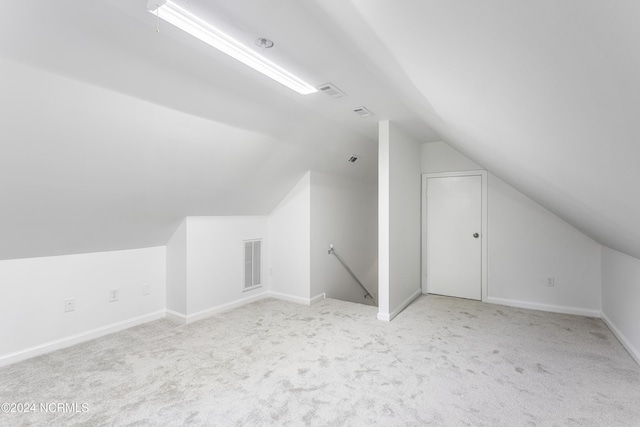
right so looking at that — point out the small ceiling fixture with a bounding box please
[347,155,359,163]
[317,83,346,99]
[147,0,317,95]
[255,38,274,49]
[352,106,374,118]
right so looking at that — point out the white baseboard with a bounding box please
[378,288,422,322]
[0,290,342,367]
[184,292,270,324]
[485,296,601,318]
[267,291,325,306]
[165,309,188,325]
[309,293,326,305]
[167,291,326,325]
[601,312,640,367]
[0,310,165,368]
[377,312,391,321]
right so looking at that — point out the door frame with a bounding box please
[421,171,488,301]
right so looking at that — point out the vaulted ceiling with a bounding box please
[1,0,639,261]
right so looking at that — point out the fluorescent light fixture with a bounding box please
[147,0,317,95]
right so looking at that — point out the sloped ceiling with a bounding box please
[0,0,436,260]
[2,0,640,262]
[312,0,640,260]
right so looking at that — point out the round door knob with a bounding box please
[473,233,479,238]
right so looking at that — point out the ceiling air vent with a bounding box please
[317,83,346,99]
[352,106,374,118]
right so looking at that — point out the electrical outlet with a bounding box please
[64,298,75,312]
[142,283,150,296]
[546,276,555,287]
[109,288,119,302]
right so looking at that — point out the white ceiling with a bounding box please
[328,0,640,260]
[1,0,639,261]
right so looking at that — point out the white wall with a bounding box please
[379,121,422,321]
[422,141,601,316]
[488,175,601,315]
[310,171,377,305]
[0,247,165,366]
[422,141,482,173]
[186,216,268,316]
[268,172,312,301]
[166,219,187,315]
[601,247,640,365]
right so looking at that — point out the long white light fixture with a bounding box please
[147,0,318,95]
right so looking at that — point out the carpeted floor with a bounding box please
[1,295,639,426]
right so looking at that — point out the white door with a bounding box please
[425,176,482,300]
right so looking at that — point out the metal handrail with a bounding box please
[328,244,375,301]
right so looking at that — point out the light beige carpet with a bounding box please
[1,295,639,426]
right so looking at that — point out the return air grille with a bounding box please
[317,83,346,99]
[352,106,374,118]
[243,239,262,290]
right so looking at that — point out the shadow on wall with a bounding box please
[310,170,378,307]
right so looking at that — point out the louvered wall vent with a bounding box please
[243,239,262,291]
[317,83,346,99]
[352,106,374,118]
